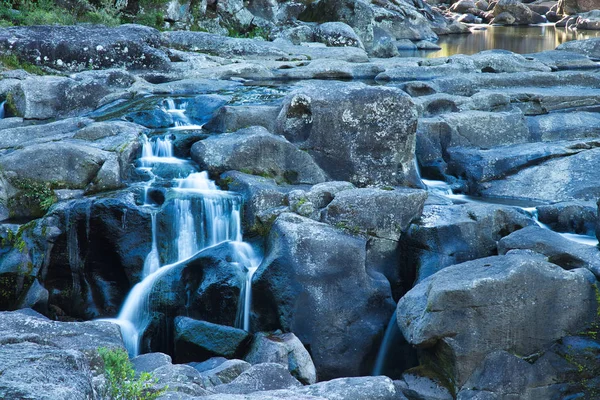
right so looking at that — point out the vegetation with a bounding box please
[98,347,166,400]
[0,53,45,74]
[7,178,57,215]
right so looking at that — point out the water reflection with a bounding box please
[403,24,600,58]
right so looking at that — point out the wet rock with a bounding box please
[174,317,250,363]
[0,117,93,150]
[214,363,302,394]
[401,203,534,282]
[191,126,328,185]
[536,201,597,235]
[126,108,174,129]
[314,22,363,48]
[498,226,600,278]
[276,81,419,187]
[0,24,169,72]
[185,94,230,124]
[253,213,394,379]
[244,331,317,385]
[204,105,281,133]
[397,253,598,388]
[575,10,600,30]
[8,69,135,120]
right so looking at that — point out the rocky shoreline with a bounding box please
[0,16,599,400]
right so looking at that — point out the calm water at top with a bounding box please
[407,24,600,58]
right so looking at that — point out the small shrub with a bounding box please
[98,347,165,400]
[0,53,45,75]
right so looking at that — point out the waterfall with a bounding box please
[105,158,262,356]
[0,100,6,119]
[372,312,398,376]
[139,134,182,167]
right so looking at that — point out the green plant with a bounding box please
[0,54,45,75]
[227,25,269,40]
[98,347,166,400]
[8,178,57,215]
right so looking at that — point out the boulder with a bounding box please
[8,69,135,120]
[185,94,230,124]
[0,117,93,150]
[493,0,546,24]
[450,0,477,13]
[295,376,399,400]
[126,108,174,129]
[556,37,600,59]
[276,81,419,187]
[132,352,173,375]
[536,201,597,236]
[174,317,250,363]
[253,213,395,379]
[397,253,598,388]
[313,22,364,48]
[204,105,281,133]
[244,331,317,384]
[214,363,302,394]
[498,226,600,278]
[558,0,598,15]
[191,126,328,185]
[0,24,170,72]
[152,363,210,396]
[198,359,251,387]
[0,309,123,400]
[401,203,534,282]
[321,188,428,241]
[576,10,600,30]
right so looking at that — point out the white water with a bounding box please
[105,134,262,356]
[161,98,204,130]
[372,312,398,376]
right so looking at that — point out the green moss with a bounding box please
[334,221,362,235]
[8,178,57,218]
[227,25,269,40]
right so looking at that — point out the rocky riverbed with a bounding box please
[0,15,599,400]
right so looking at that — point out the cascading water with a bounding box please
[104,134,262,357]
[161,98,203,130]
[139,134,183,168]
[372,313,398,376]
[0,100,5,119]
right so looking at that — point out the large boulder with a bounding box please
[313,22,364,48]
[276,81,419,187]
[0,309,123,399]
[214,363,302,395]
[556,37,600,59]
[397,253,598,389]
[191,126,328,185]
[0,24,170,72]
[252,213,395,380]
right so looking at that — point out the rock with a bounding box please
[498,226,600,278]
[9,69,135,120]
[314,22,364,48]
[191,126,328,185]
[253,213,394,379]
[477,147,600,203]
[174,317,250,363]
[493,0,546,24]
[200,359,251,387]
[401,370,454,400]
[395,39,418,51]
[0,310,123,400]
[153,363,210,396]
[556,37,600,59]
[294,376,399,400]
[41,195,152,319]
[0,24,170,72]
[276,81,419,187]
[450,0,477,13]
[471,50,551,73]
[401,203,534,282]
[244,331,317,385]
[576,10,600,30]
[415,40,442,50]
[132,352,173,374]
[492,11,517,24]
[558,0,598,15]
[126,108,174,129]
[527,112,600,139]
[142,241,246,353]
[204,105,281,133]
[185,94,230,124]
[0,117,93,150]
[190,357,228,373]
[322,188,427,241]
[536,201,597,235]
[214,363,302,394]
[397,253,598,388]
